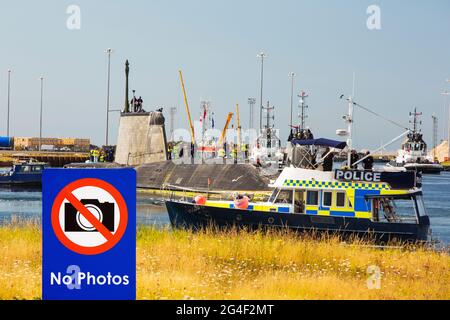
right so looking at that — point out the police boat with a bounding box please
[165,166,430,243]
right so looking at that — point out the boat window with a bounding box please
[371,196,418,223]
[21,166,31,172]
[306,191,319,206]
[336,192,346,207]
[32,166,43,172]
[275,190,293,204]
[294,190,305,214]
[322,191,332,207]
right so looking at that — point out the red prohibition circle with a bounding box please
[51,178,128,255]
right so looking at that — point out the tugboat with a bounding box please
[249,101,283,172]
[393,109,443,174]
[166,137,430,243]
[0,160,49,185]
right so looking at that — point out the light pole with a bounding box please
[289,72,295,129]
[39,76,44,151]
[105,48,114,147]
[257,52,267,132]
[6,70,11,137]
[432,114,438,162]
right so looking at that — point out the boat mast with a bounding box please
[298,91,309,131]
[409,108,422,134]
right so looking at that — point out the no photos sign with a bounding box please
[42,168,136,300]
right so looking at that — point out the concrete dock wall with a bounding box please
[115,112,167,166]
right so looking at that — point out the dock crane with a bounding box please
[217,112,234,157]
[179,70,195,146]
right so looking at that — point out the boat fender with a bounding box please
[194,195,207,205]
[234,195,249,210]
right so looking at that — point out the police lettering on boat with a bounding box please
[335,169,381,182]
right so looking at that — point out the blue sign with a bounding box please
[42,168,136,300]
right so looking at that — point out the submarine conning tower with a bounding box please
[114,60,168,166]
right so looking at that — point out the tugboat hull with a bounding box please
[166,201,430,243]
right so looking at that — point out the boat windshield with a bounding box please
[268,188,280,203]
[366,194,423,223]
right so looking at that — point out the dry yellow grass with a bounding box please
[0,222,41,300]
[0,223,449,300]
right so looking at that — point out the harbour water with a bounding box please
[1,172,449,245]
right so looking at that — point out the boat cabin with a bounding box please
[0,162,49,185]
[266,167,426,223]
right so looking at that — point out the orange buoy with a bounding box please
[194,195,207,205]
[234,195,249,210]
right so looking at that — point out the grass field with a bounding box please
[0,222,449,300]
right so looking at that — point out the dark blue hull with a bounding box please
[0,173,43,185]
[165,201,430,243]
[0,163,47,185]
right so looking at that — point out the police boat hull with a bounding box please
[165,201,430,243]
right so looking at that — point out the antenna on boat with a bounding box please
[346,95,354,167]
[337,92,355,168]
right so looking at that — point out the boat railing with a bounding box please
[376,214,418,224]
[163,184,236,202]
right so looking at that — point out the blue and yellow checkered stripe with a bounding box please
[205,201,290,213]
[283,180,390,191]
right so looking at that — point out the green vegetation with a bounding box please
[0,223,449,300]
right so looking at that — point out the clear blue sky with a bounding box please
[1,0,450,149]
